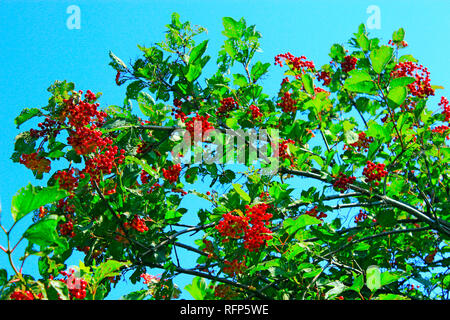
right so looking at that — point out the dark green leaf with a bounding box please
[11,184,68,222]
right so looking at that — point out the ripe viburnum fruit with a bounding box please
[274,52,315,75]
[363,161,388,185]
[216,97,239,117]
[391,62,435,98]
[341,55,358,73]
[162,163,182,184]
[277,91,297,113]
[333,173,356,192]
[19,152,51,174]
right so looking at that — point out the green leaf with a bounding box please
[251,61,270,83]
[126,80,146,100]
[23,216,69,255]
[0,269,7,287]
[399,54,418,63]
[302,73,315,95]
[344,70,377,94]
[222,17,244,39]
[165,210,183,223]
[387,86,407,106]
[376,294,409,300]
[232,183,251,203]
[356,33,370,52]
[367,121,391,143]
[137,92,155,117]
[329,44,345,61]
[93,260,129,287]
[392,28,405,42]
[370,46,394,73]
[283,215,321,236]
[170,12,182,30]
[347,274,364,293]
[14,108,42,129]
[185,64,202,82]
[233,73,248,87]
[189,40,208,66]
[380,271,404,287]
[185,277,207,300]
[47,279,69,300]
[11,184,68,222]
[366,265,382,292]
[390,77,415,89]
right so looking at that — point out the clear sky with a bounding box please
[0,0,449,299]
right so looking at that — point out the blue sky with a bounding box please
[0,0,449,299]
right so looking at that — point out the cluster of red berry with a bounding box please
[333,173,356,192]
[242,204,273,252]
[9,290,40,300]
[274,52,315,74]
[184,113,214,142]
[317,70,332,86]
[424,248,438,264]
[388,39,408,48]
[125,216,149,233]
[354,209,368,223]
[63,91,105,128]
[216,213,248,241]
[431,125,450,139]
[82,146,126,183]
[341,55,358,73]
[223,258,247,277]
[67,126,110,155]
[172,98,187,122]
[55,168,79,193]
[363,161,388,185]
[162,163,182,184]
[19,152,51,174]
[30,117,61,139]
[248,104,263,120]
[277,91,297,113]
[59,214,75,238]
[59,269,88,300]
[391,62,435,98]
[213,284,237,299]
[406,284,420,291]
[202,239,216,259]
[57,199,76,238]
[216,97,239,117]
[439,96,450,122]
[38,206,48,218]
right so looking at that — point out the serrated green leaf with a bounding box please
[14,108,42,129]
[11,184,68,222]
[370,46,394,73]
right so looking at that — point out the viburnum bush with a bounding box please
[1,13,449,300]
